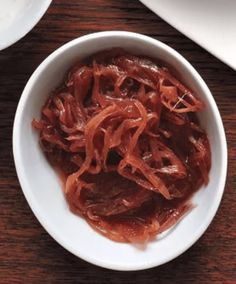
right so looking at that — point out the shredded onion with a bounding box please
[32,49,211,243]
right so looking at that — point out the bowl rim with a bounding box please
[13,31,228,271]
[0,0,52,51]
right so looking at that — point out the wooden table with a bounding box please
[1,0,235,283]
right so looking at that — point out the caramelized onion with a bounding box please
[33,49,211,243]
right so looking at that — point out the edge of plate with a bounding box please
[0,0,52,51]
[139,0,236,71]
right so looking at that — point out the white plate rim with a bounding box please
[0,0,52,50]
[139,0,236,71]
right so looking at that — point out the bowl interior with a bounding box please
[13,32,227,271]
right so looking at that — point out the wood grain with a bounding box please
[0,0,236,283]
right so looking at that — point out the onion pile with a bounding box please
[33,49,211,243]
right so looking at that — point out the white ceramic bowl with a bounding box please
[13,31,227,271]
[0,0,52,50]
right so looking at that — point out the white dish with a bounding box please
[140,0,236,70]
[13,31,227,271]
[0,0,52,50]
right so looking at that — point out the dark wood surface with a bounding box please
[0,0,236,283]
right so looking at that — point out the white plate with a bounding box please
[140,0,236,70]
[0,0,52,50]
